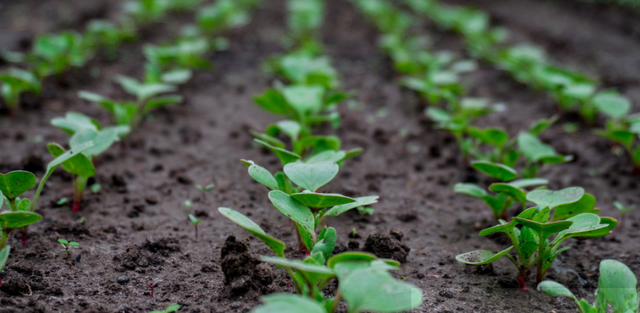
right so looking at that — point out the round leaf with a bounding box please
[253,294,327,313]
[526,187,584,210]
[47,143,95,178]
[537,280,577,300]
[0,211,42,230]
[454,183,488,198]
[247,163,279,190]
[599,259,639,313]
[283,161,338,192]
[0,171,37,199]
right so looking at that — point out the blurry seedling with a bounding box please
[150,304,181,313]
[91,183,101,193]
[195,183,215,202]
[357,206,374,220]
[189,214,202,240]
[47,143,95,212]
[0,68,41,116]
[614,201,636,228]
[184,200,192,210]
[538,259,639,313]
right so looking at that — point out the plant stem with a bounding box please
[329,290,342,313]
[8,198,17,211]
[195,225,198,240]
[73,176,88,212]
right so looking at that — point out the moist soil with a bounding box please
[1,0,639,312]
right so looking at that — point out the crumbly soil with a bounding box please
[1,0,639,312]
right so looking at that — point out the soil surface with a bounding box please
[1,0,639,312]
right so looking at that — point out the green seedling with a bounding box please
[614,201,636,228]
[595,102,640,174]
[47,144,95,213]
[538,259,639,313]
[78,76,181,132]
[456,187,616,289]
[58,238,79,257]
[150,304,181,313]
[84,20,136,59]
[123,0,171,24]
[144,35,213,73]
[184,200,192,209]
[197,0,258,33]
[219,207,422,313]
[0,245,9,280]
[0,141,93,246]
[57,198,69,205]
[91,183,101,193]
[0,68,41,115]
[234,159,377,253]
[357,206,374,219]
[188,214,201,240]
[266,54,341,91]
[195,183,215,202]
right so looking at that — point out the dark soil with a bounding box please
[1,0,639,312]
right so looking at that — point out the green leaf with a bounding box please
[0,171,37,200]
[276,120,302,140]
[291,191,355,208]
[517,132,564,163]
[218,207,286,257]
[599,259,639,313]
[598,129,635,148]
[338,262,423,313]
[282,85,325,117]
[513,218,573,241]
[254,139,301,165]
[188,214,201,225]
[489,183,527,203]
[552,193,599,221]
[321,196,379,218]
[47,143,95,178]
[246,162,279,190]
[51,112,100,135]
[252,294,327,313]
[144,95,182,113]
[0,246,10,272]
[283,161,338,192]
[261,256,335,277]
[471,161,517,181]
[507,178,548,189]
[268,191,316,242]
[528,116,558,136]
[454,183,488,198]
[593,92,631,120]
[527,187,584,210]
[305,150,346,164]
[312,227,337,262]
[455,247,513,265]
[327,252,380,269]
[70,128,120,159]
[162,69,192,85]
[0,211,42,230]
[254,89,290,115]
[537,280,577,301]
[468,127,508,147]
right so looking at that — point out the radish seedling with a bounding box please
[457,188,616,289]
[84,20,136,59]
[197,0,258,34]
[0,68,41,115]
[195,183,215,202]
[614,201,636,228]
[538,259,639,313]
[595,104,640,174]
[188,214,201,240]
[47,143,96,212]
[218,207,422,313]
[58,238,79,257]
[145,280,162,298]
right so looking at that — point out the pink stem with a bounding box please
[21,232,28,246]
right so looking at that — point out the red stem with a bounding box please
[195,225,198,241]
[518,272,527,291]
[21,232,28,246]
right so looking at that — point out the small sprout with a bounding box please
[90,183,101,193]
[80,216,87,223]
[58,238,79,257]
[195,183,215,202]
[351,228,358,237]
[189,214,202,240]
[357,206,374,219]
[150,304,181,313]
[145,280,162,298]
[57,197,69,205]
[614,201,636,228]
[184,200,192,209]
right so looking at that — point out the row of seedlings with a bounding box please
[403,0,640,175]
[0,0,262,288]
[218,0,424,312]
[350,0,622,293]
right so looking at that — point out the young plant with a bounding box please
[78,75,181,131]
[195,183,215,202]
[357,206,374,219]
[456,187,617,289]
[84,20,136,59]
[614,201,636,228]
[0,68,41,115]
[196,0,258,34]
[0,245,9,278]
[47,144,95,213]
[150,304,181,313]
[237,159,377,252]
[538,259,639,313]
[188,214,201,240]
[58,238,79,257]
[123,0,171,24]
[594,97,640,175]
[0,141,93,245]
[145,280,162,298]
[218,207,422,313]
